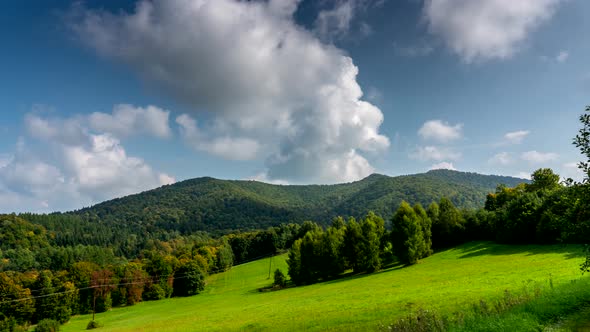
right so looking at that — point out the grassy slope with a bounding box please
[61,242,586,331]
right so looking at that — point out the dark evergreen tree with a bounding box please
[433,197,464,248]
[342,218,363,272]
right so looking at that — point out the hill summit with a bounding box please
[73,170,526,233]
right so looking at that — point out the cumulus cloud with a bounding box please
[26,104,172,143]
[423,0,562,62]
[176,114,260,161]
[418,120,462,143]
[429,161,456,171]
[25,114,87,146]
[89,104,172,138]
[504,130,530,144]
[71,0,389,184]
[410,146,461,161]
[0,112,174,212]
[521,150,558,163]
[489,152,512,165]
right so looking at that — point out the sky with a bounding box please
[0,0,588,213]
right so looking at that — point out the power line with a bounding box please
[0,273,197,305]
[2,251,282,305]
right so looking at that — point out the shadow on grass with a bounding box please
[250,241,585,294]
[248,261,406,294]
[320,262,406,285]
[455,241,585,260]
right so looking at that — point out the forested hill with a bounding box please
[69,170,526,234]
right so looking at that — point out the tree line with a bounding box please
[0,216,234,331]
[285,165,590,286]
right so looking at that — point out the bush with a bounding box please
[273,269,286,288]
[173,260,206,297]
[86,320,101,330]
[143,283,166,301]
[35,319,60,332]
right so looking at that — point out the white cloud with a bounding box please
[61,134,173,199]
[25,114,87,146]
[423,0,562,62]
[514,171,532,180]
[521,150,559,163]
[504,130,530,144]
[314,0,355,41]
[418,120,463,143]
[71,0,390,184]
[89,104,172,138]
[410,146,461,161]
[556,50,569,63]
[0,113,175,212]
[26,104,172,143]
[561,162,584,182]
[176,113,260,161]
[489,152,512,165]
[430,161,456,170]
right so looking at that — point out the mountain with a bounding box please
[68,170,526,234]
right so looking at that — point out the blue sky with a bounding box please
[0,0,588,212]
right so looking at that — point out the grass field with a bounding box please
[61,242,587,331]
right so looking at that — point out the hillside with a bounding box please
[60,242,587,331]
[70,170,526,233]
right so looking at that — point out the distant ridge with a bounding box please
[72,170,527,233]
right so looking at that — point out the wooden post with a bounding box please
[92,290,96,321]
[267,254,273,279]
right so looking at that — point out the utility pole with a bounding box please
[267,254,273,279]
[92,290,96,321]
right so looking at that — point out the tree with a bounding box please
[527,168,560,192]
[286,239,303,285]
[214,238,234,272]
[413,204,433,257]
[69,261,99,314]
[91,270,115,317]
[317,227,345,279]
[0,272,34,324]
[113,262,146,306]
[358,215,382,272]
[173,260,206,297]
[501,192,542,243]
[273,269,287,288]
[573,105,590,183]
[342,218,363,272]
[426,202,439,227]
[298,231,320,283]
[391,201,426,265]
[433,197,464,248]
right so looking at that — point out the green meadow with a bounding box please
[61,242,587,331]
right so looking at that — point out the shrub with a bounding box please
[143,283,166,301]
[86,320,102,330]
[35,319,60,332]
[273,269,287,288]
